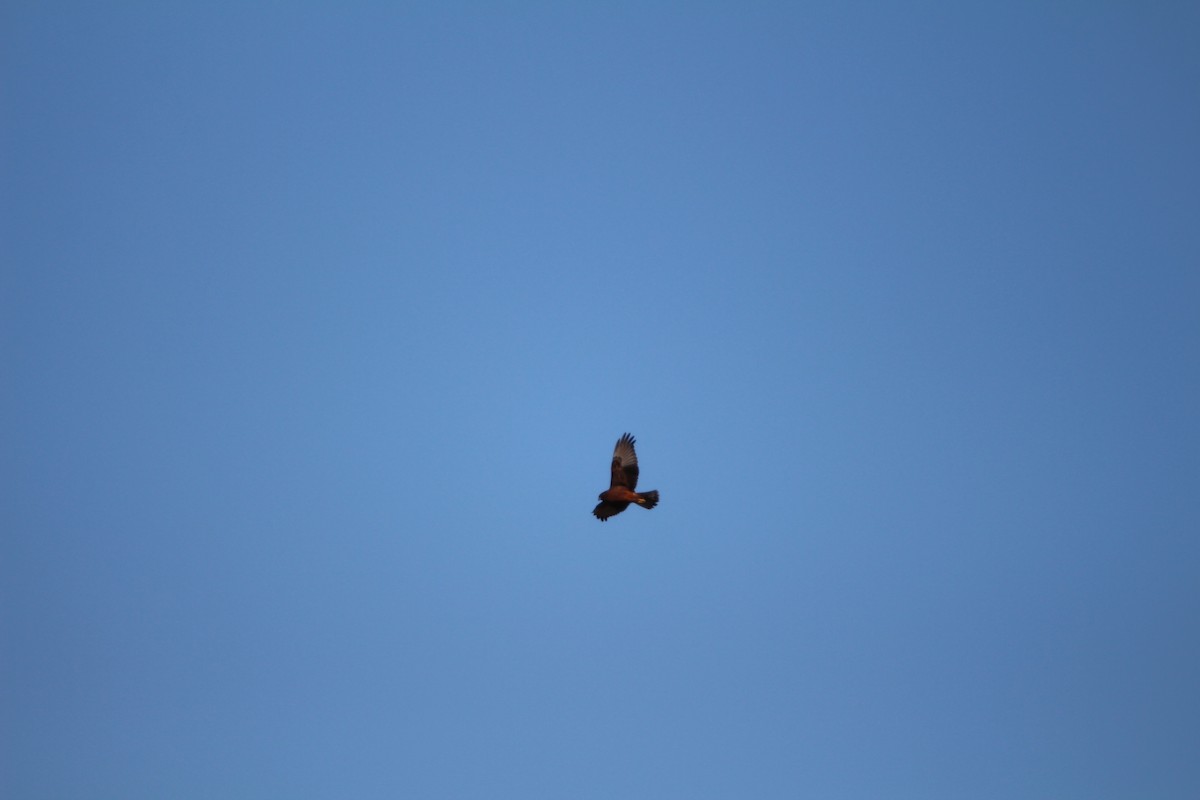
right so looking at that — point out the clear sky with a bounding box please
[3,4,1198,798]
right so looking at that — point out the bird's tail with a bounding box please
[637,490,659,510]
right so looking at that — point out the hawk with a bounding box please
[593,433,660,521]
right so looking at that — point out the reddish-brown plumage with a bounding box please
[593,433,660,521]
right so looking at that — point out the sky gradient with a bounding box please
[3,4,1199,798]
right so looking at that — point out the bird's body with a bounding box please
[593,433,659,521]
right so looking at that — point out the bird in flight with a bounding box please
[593,433,660,521]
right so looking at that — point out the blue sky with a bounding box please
[3,4,1198,798]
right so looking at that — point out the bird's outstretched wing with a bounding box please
[609,433,640,490]
[593,500,629,521]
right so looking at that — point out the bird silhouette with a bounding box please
[593,433,660,521]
